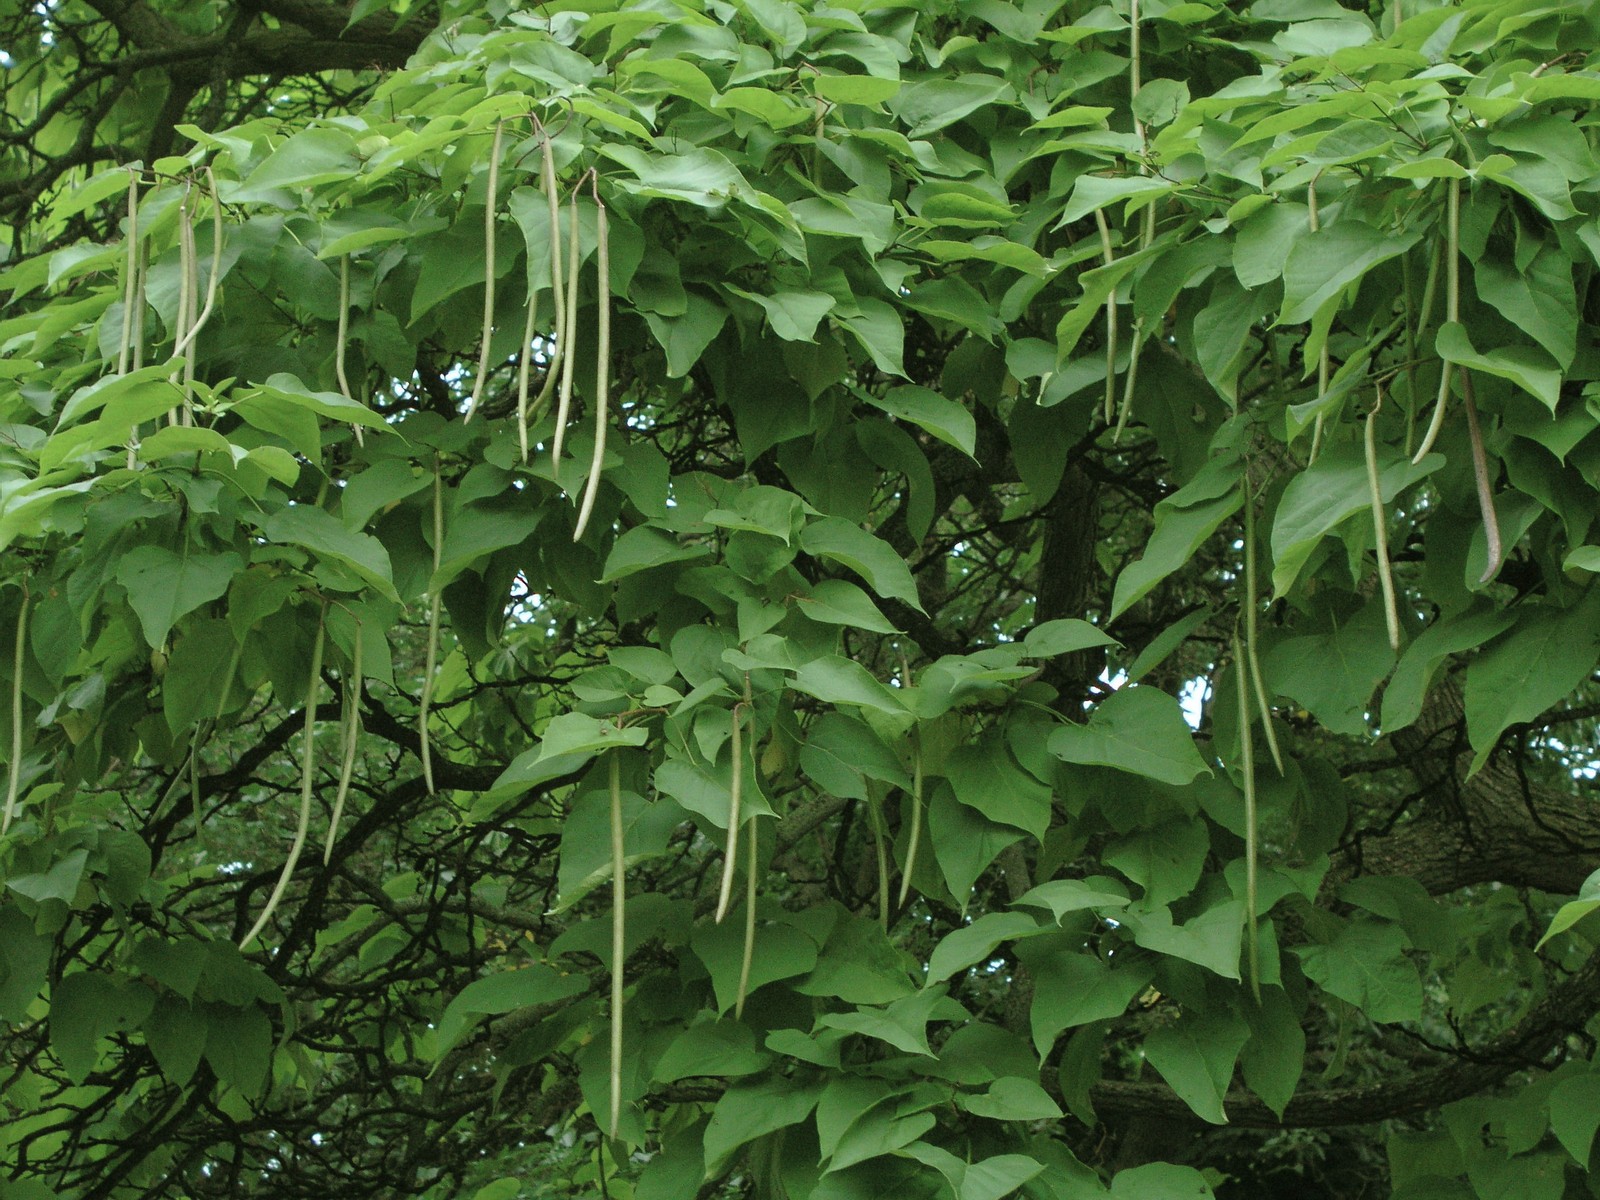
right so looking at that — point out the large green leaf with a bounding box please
[114,547,243,650]
[1048,687,1210,786]
[1464,590,1600,773]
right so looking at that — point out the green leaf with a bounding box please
[1435,322,1562,412]
[797,713,911,800]
[1534,867,1600,952]
[792,656,909,717]
[5,848,89,904]
[1239,986,1306,1118]
[960,1077,1063,1121]
[1012,877,1132,922]
[243,373,390,431]
[51,972,132,1083]
[1464,590,1600,773]
[1111,458,1242,621]
[817,986,946,1057]
[795,579,900,634]
[1017,940,1152,1057]
[1048,687,1211,786]
[929,784,1025,907]
[599,526,711,581]
[1144,1009,1251,1124]
[434,965,588,1060]
[144,1000,208,1086]
[925,912,1043,985]
[555,784,679,910]
[1108,1162,1217,1199]
[946,737,1053,839]
[1120,901,1247,981]
[1271,440,1442,597]
[1293,919,1422,1024]
[1279,221,1419,325]
[1265,609,1395,738]
[653,1019,770,1083]
[703,1077,821,1174]
[1022,619,1119,658]
[1548,1073,1600,1167]
[800,517,924,611]
[202,1003,273,1095]
[813,74,902,107]
[864,385,976,458]
[838,298,908,377]
[261,506,400,600]
[1382,607,1514,733]
[693,912,820,1014]
[114,547,243,650]
[726,287,836,342]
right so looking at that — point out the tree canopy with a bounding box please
[3,0,1600,1196]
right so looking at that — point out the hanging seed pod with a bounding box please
[240,603,326,949]
[463,120,505,424]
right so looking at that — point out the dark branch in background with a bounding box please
[0,0,433,236]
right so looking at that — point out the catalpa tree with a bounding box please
[2,0,1600,1196]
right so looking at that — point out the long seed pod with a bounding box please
[336,255,355,403]
[868,791,890,932]
[551,184,583,479]
[463,120,505,424]
[2,588,29,836]
[336,255,364,448]
[515,131,569,465]
[170,186,194,427]
[1463,371,1504,584]
[1242,488,1284,774]
[1094,210,1117,426]
[735,814,759,1020]
[896,737,924,907]
[715,702,744,924]
[325,623,364,864]
[1113,322,1145,445]
[132,237,148,372]
[516,290,539,465]
[607,748,625,1140]
[572,193,609,543]
[127,237,149,474]
[117,171,140,376]
[1232,630,1261,1002]
[1413,178,1461,463]
[1366,389,1403,650]
[1307,180,1331,462]
[179,198,200,426]
[173,169,223,359]
[240,604,326,949]
[420,457,443,795]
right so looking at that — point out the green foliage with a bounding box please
[2,0,1600,1197]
